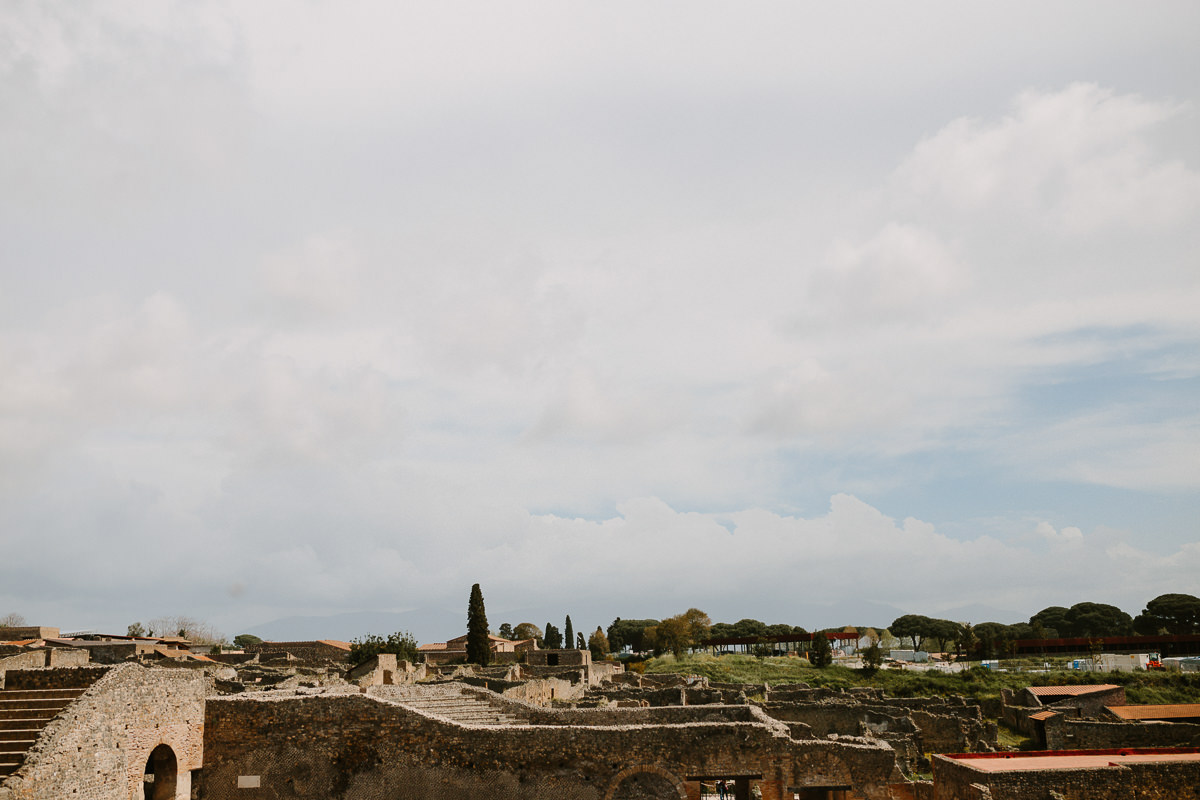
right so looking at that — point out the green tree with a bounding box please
[543,622,562,649]
[233,634,263,650]
[466,583,490,666]
[682,608,712,649]
[1030,606,1071,638]
[513,622,542,644]
[348,631,419,667]
[127,622,146,638]
[606,619,659,653]
[731,618,768,638]
[861,642,883,672]
[498,622,514,640]
[564,616,574,650]
[1135,593,1200,635]
[973,622,1010,659]
[956,623,978,662]
[810,632,833,667]
[588,627,609,660]
[1065,602,1133,638]
[928,619,963,654]
[655,614,693,658]
[890,614,934,651]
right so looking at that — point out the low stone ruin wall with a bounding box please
[1044,715,1200,750]
[1,665,111,691]
[200,690,900,800]
[932,754,1200,800]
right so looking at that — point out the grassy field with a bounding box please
[639,653,1200,709]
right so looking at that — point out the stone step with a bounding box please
[0,729,40,742]
[0,739,36,752]
[0,689,85,702]
[0,718,54,731]
[0,707,59,722]
[0,695,75,710]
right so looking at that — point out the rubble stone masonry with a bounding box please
[200,689,900,799]
[0,664,206,800]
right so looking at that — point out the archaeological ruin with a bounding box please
[2,629,1200,799]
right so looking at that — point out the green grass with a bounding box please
[642,654,1200,708]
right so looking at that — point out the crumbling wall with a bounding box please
[0,649,89,674]
[1,665,111,691]
[1043,715,1200,750]
[932,756,1200,800]
[0,664,206,800]
[200,690,899,800]
[498,676,580,706]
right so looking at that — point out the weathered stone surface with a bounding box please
[0,664,205,800]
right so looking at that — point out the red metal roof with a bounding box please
[1108,704,1200,720]
[945,749,1200,772]
[1027,684,1120,697]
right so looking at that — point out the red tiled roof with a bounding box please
[1027,684,1121,697]
[1028,710,1059,721]
[1108,704,1200,720]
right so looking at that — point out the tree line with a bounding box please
[888,594,1200,659]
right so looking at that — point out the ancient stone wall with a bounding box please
[0,629,59,641]
[0,664,206,800]
[0,649,90,675]
[498,676,580,706]
[932,755,1200,800]
[2,665,111,690]
[246,643,350,663]
[200,690,899,800]
[1043,715,1200,750]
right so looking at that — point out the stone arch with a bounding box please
[790,753,855,794]
[143,743,178,800]
[604,764,688,800]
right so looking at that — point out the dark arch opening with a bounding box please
[144,744,178,800]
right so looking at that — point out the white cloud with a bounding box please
[895,83,1200,235]
[2,1,1198,636]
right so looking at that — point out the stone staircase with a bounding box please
[392,684,528,726]
[0,687,87,778]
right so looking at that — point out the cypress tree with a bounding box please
[564,615,574,651]
[466,583,490,666]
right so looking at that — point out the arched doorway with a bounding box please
[605,765,688,800]
[143,744,178,800]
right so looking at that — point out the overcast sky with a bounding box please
[2,1,1198,642]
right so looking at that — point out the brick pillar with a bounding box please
[733,777,752,800]
[757,780,786,800]
[685,780,703,800]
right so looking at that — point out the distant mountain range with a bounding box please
[241,608,465,646]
